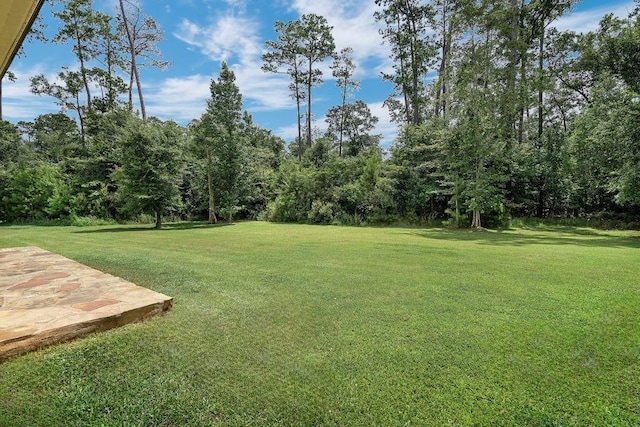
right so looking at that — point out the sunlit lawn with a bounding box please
[1,222,639,426]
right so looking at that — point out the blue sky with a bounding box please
[2,0,635,147]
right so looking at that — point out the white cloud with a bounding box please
[167,0,396,132]
[232,66,294,111]
[288,0,389,79]
[223,0,247,9]
[368,100,397,149]
[553,2,635,33]
[274,122,299,142]
[174,15,261,63]
[173,9,297,114]
[145,74,211,121]
[2,65,63,120]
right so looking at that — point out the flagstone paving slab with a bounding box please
[0,247,172,361]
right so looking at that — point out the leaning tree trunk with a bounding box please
[119,0,146,121]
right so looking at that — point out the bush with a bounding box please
[0,163,72,222]
[307,200,335,224]
[68,214,117,227]
[266,195,305,222]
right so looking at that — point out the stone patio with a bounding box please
[0,246,172,361]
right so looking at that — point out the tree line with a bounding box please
[1,0,639,228]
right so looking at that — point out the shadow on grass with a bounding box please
[411,227,640,249]
[73,221,235,234]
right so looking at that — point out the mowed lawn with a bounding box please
[0,222,639,426]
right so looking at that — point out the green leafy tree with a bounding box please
[325,100,381,157]
[389,121,449,221]
[330,47,359,156]
[263,14,335,151]
[0,120,23,167]
[193,62,244,223]
[31,69,89,146]
[430,0,472,119]
[441,8,508,228]
[240,113,285,218]
[50,0,107,114]
[266,160,317,222]
[31,1,127,144]
[296,14,335,148]
[22,113,80,163]
[115,117,184,229]
[0,162,71,222]
[70,107,132,219]
[375,0,436,124]
[262,19,307,158]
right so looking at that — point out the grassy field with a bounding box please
[0,222,639,426]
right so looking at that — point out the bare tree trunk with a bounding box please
[306,60,312,147]
[472,209,482,229]
[518,57,526,145]
[295,81,303,160]
[536,26,545,218]
[75,91,86,149]
[538,28,544,144]
[408,13,421,125]
[339,76,347,157]
[119,0,146,121]
[128,64,134,110]
[207,148,217,224]
[292,60,303,161]
[436,1,453,119]
[395,13,411,124]
[75,26,92,114]
[132,54,145,120]
[155,211,162,229]
[472,160,482,229]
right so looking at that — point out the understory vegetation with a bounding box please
[1,222,639,425]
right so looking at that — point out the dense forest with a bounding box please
[1,0,639,229]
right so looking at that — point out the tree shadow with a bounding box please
[73,221,235,234]
[410,226,640,249]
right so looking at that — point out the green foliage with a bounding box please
[266,161,315,222]
[262,14,335,149]
[0,162,71,222]
[21,113,81,162]
[192,62,246,222]
[0,120,23,166]
[568,75,640,211]
[374,0,436,125]
[325,100,381,157]
[265,149,397,225]
[307,200,336,224]
[114,118,185,228]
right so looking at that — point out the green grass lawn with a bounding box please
[1,222,639,426]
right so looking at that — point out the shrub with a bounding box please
[307,200,335,224]
[0,162,71,222]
